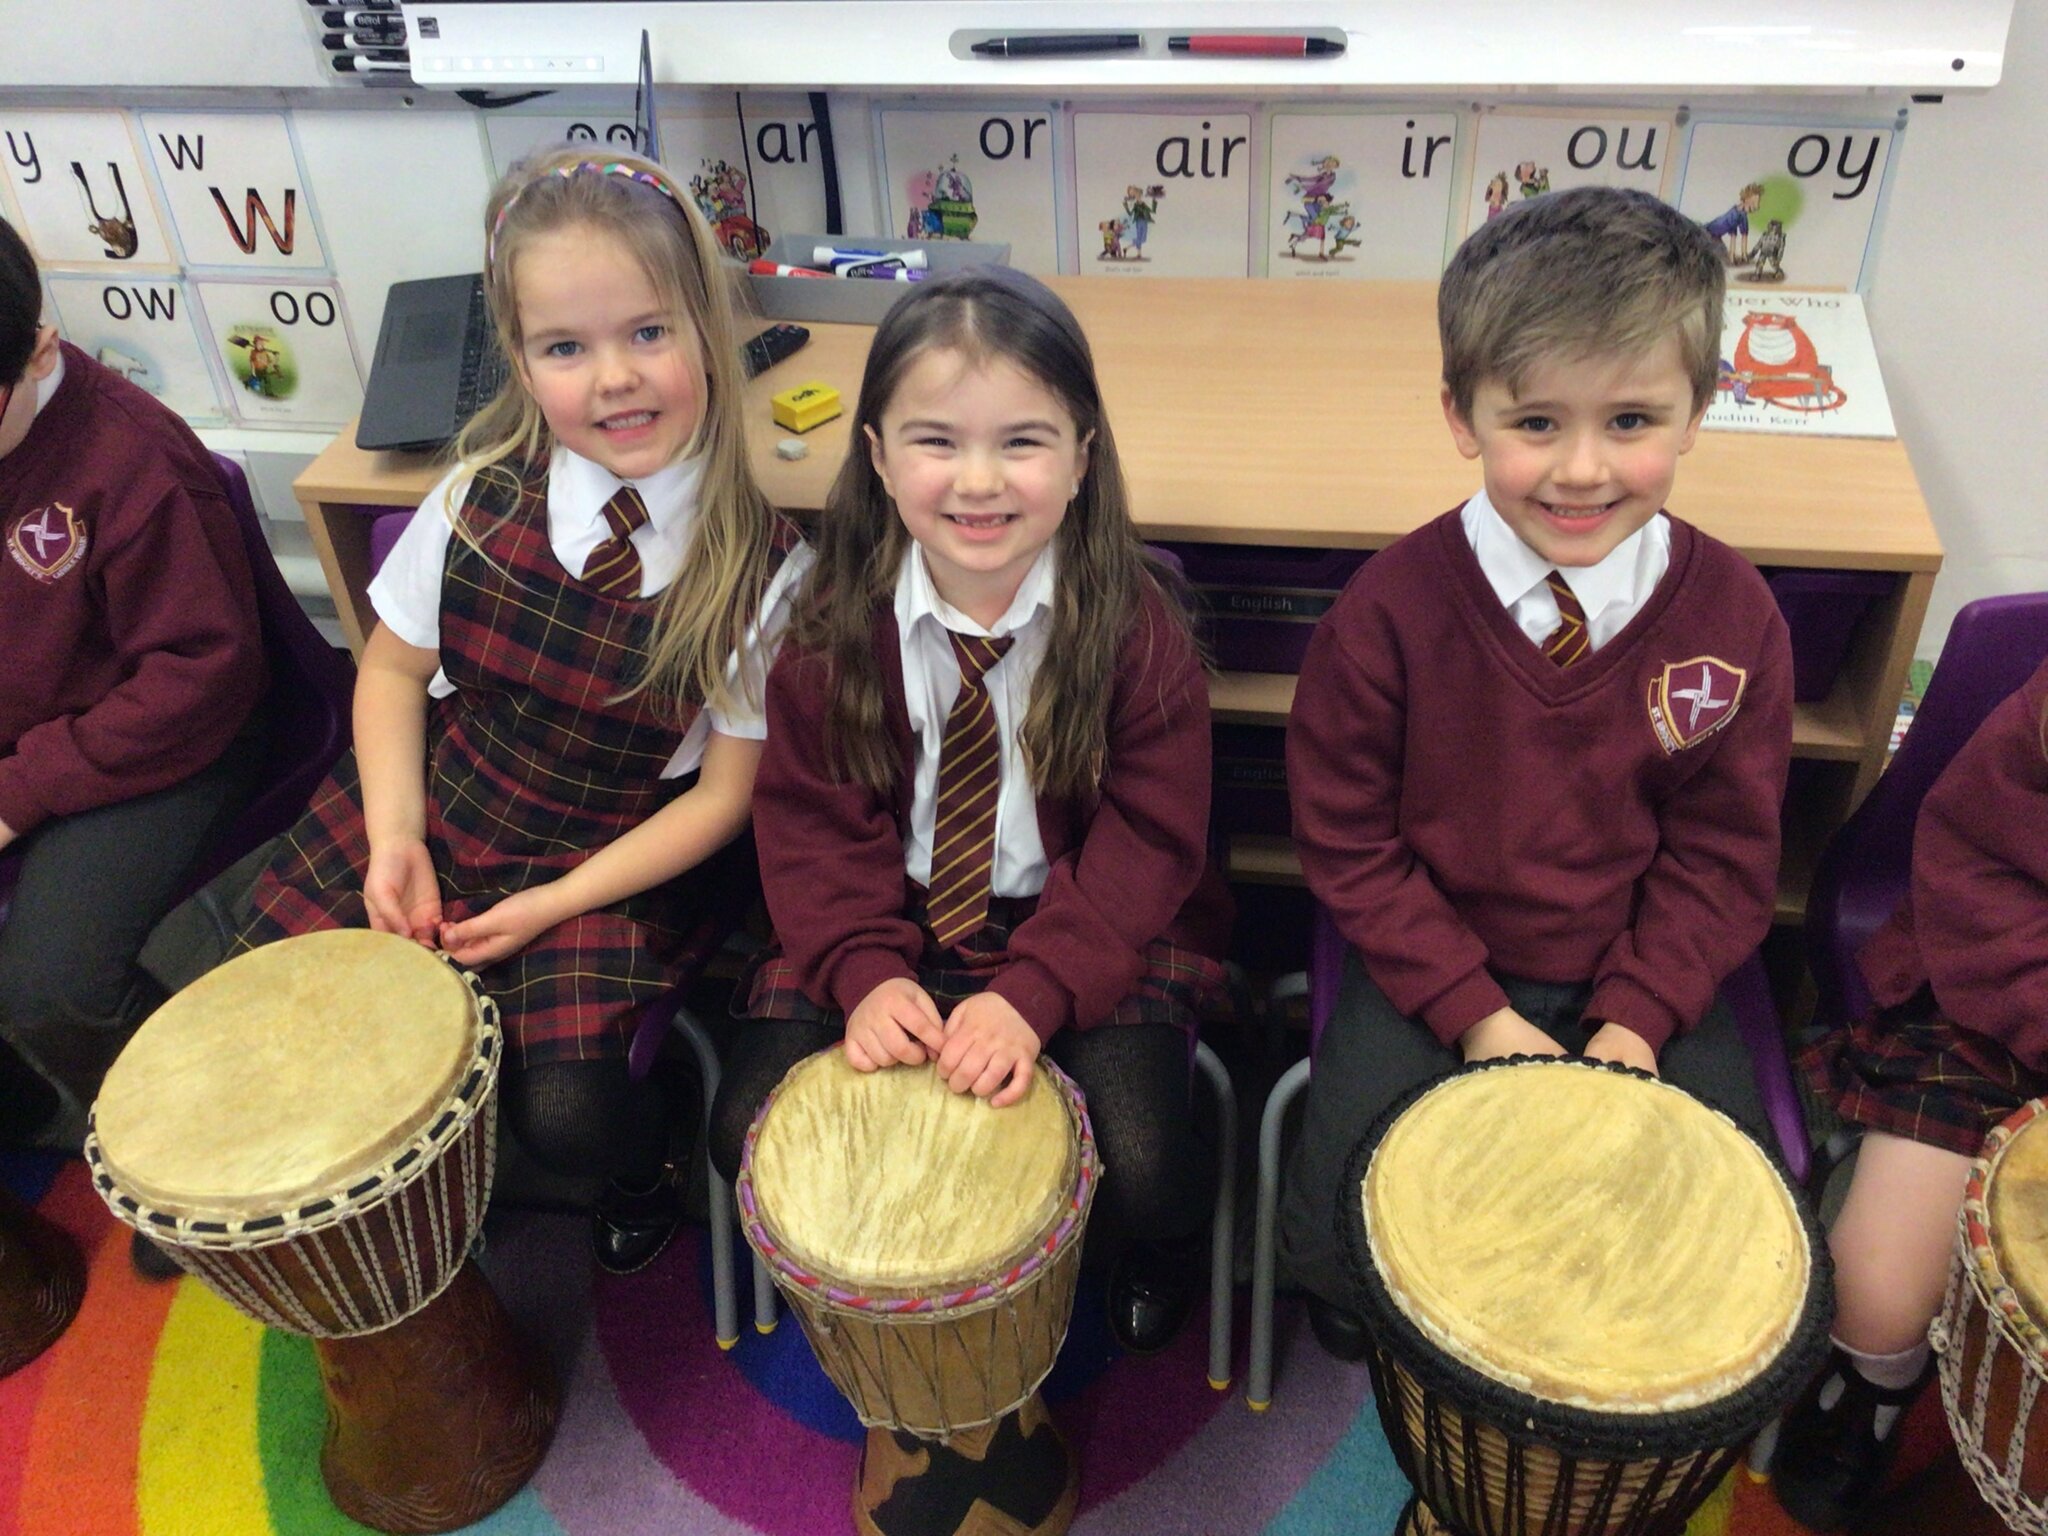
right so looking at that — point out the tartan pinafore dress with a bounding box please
[239,462,798,1066]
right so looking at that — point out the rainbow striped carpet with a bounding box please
[2,1150,1849,1536]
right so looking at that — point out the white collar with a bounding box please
[895,542,1058,641]
[551,445,703,532]
[1464,486,1659,619]
[35,348,64,416]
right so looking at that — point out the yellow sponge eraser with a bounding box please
[771,381,843,433]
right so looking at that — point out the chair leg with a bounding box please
[1192,1040,1236,1392]
[1266,969,1309,1079]
[1248,1057,1312,1411]
[666,1008,739,1350]
[752,1253,778,1334]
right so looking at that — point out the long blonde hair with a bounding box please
[795,267,1188,801]
[449,144,776,722]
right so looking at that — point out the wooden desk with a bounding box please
[295,278,1942,919]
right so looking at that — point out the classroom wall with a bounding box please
[1864,0,2048,658]
[1,9,2040,660]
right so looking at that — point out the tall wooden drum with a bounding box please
[84,931,558,1535]
[1932,1096,2048,1533]
[1344,1057,1832,1536]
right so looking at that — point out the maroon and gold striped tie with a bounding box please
[1541,571,1591,668]
[926,631,1015,951]
[580,484,650,597]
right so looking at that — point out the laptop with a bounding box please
[356,32,659,452]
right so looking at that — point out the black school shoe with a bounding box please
[591,1170,686,1275]
[1771,1346,1932,1531]
[130,1230,185,1281]
[1306,1294,1370,1362]
[1107,1234,1205,1355]
[855,1394,1078,1536]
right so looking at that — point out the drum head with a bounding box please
[1349,1058,1826,1444]
[93,932,479,1218]
[749,1050,1076,1292]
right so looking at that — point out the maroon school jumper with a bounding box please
[0,343,264,834]
[1804,657,2048,1155]
[745,581,1230,1040]
[1288,509,1792,1052]
[239,462,799,1065]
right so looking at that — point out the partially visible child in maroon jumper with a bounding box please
[1772,658,2048,1530]
[708,267,1229,1535]
[0,214,264,1151]
[1281,186,1794,1358]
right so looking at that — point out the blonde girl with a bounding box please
[238,146,807,1273]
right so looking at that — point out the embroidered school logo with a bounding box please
[1647,656,1747,754]
[7,503,88,584]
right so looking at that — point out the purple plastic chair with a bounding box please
[1805,592,2048,1032]
[186,454,356,892]
[0,457,352,928]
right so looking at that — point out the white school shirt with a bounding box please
[1460,488,1671,655]
[895,542,1054,898]
[34,350,64,416]
[367,446,812,777]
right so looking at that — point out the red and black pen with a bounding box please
[1167,35,1346,57]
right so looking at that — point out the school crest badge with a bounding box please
[8,503,88,585]
[1647,656,1747,755]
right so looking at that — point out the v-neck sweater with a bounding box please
[1288,508,1793,1051]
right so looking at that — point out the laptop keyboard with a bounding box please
[452,277,510,424]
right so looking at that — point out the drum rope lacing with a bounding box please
[1932,1097,2048,1533]
[83,961,504,1340]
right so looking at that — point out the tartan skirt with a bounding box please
[237,748,739,1067]
[741,890,1226,1035]
[1800,986,2048,1158]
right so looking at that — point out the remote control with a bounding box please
[741,323,811,378]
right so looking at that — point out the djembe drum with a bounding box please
[84,930,557,1535]
[1343,1057,1832,1536]
[738,1048,1097,1536]
[1931,1096,2048,1533]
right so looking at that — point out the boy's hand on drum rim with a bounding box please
[1457,1005,1565,1065]
[845,977,946,1071]
[1581,1021,1658,1076]
[938,993,1040,1107]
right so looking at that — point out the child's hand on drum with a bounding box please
[1581,1021,1658,1075]
[938,993,1040,1107]
[438,886,561,969]
[1458,1005,1566,1065]
[845,978,946,1071]
[364,837,444,946]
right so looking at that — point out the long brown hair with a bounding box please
[448,145,777,722]
[794,267,1188,800]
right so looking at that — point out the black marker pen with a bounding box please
[971,34,1142,58]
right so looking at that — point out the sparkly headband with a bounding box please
[486,159,690,271]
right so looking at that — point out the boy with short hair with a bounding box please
[1281,186,1792,1350]
[0,214,266,1148]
